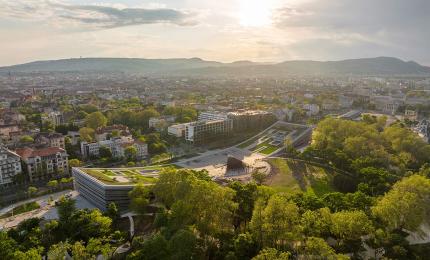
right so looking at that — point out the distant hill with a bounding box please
[1,57,429,76]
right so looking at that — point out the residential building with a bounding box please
[95,125,133,142]
[67,131,80,145]
[185,119,231,143]
[0,125,20,140]
[405,109,419,121]
[149,116,175,131]
[198,111,229,121]
[0,147,22,186]
[322,101,339,111]
[168,123,188,137]
[15,147,69,182]
[34,132,65,149]
[133,140,149,159]
[81,137,148,159]
[42,111,64,127]
[227,110,276,131]
[302,104,320,116]
[371,96,404,115]
[338,95,354,108]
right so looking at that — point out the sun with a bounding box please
[239,0,273,27]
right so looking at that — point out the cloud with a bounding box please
[275,0,430,33]
[0,0,198,29]
[272,0,430,64]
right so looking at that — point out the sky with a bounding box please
[0,0,429,66]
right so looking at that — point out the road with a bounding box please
[0,190,72,216]
[0,190,97,230]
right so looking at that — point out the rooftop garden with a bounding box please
[81,165,179,185]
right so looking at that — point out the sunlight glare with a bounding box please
[239,0,273,27]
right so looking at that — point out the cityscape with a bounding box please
[1,0,430,260]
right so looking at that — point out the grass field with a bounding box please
[266,158,335,196]
[0,201,40,219]
[251,139,279,155]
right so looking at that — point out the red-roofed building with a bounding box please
[15,147,68,182]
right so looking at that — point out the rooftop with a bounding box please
[77,165,179,185]
[15,147,66,159]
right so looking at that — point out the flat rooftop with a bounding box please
[77,165,179,185]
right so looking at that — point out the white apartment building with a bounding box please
[15,147,68,182]
[0,147,22,186]
[43,111,64,127]
[303,104,320,116]
[81,137,148,159]
[168,123,188,137]
[371,96,404,115]
[95,125,133,142]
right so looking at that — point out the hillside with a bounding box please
[1,56,429,76]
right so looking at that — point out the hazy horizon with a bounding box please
[1,0,429,66]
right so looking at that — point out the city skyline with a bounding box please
[1,0,430,66]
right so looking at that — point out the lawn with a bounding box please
[237,136,261,149]
[0,201,40,219]
[251,139,280,155]
[236,128,275,149]
[265,158,335,196]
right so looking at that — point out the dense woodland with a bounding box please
[1,118,430,259]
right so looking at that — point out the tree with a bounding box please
[68,159,81,168]
[71,241,90,259]
[12,248,42,260]
[251,171,267,185]
[151,169,237,239]
[300,237,348,259]
[233,232,258,259]
[47,180,58,191]
[8,218,42,250]
[85,111,107,129]
[124,146,137,161]
[47,241,70,260]
[128,233,170,260]
[168,177,237,237]
[76,110,89,120]
[27,186,38,198]
[85,238,114,258]
[129,184,151,214]
[99,145,112,159]
[79,127,95,142]
[68,209,112,242]
[250,195,300,248]
[57,197,76,223]
[20,135,34,143]
[300,208,332,238]
[322,192,346,212]
[330,210,374,241]
[357,167,391,196]
[105,202,120,226]
[169,229,199,260]
[229,181,258,229]
[372,175,430,232]
[252,248,291,260]
[79,104,98,113]
[0,231,17,259]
